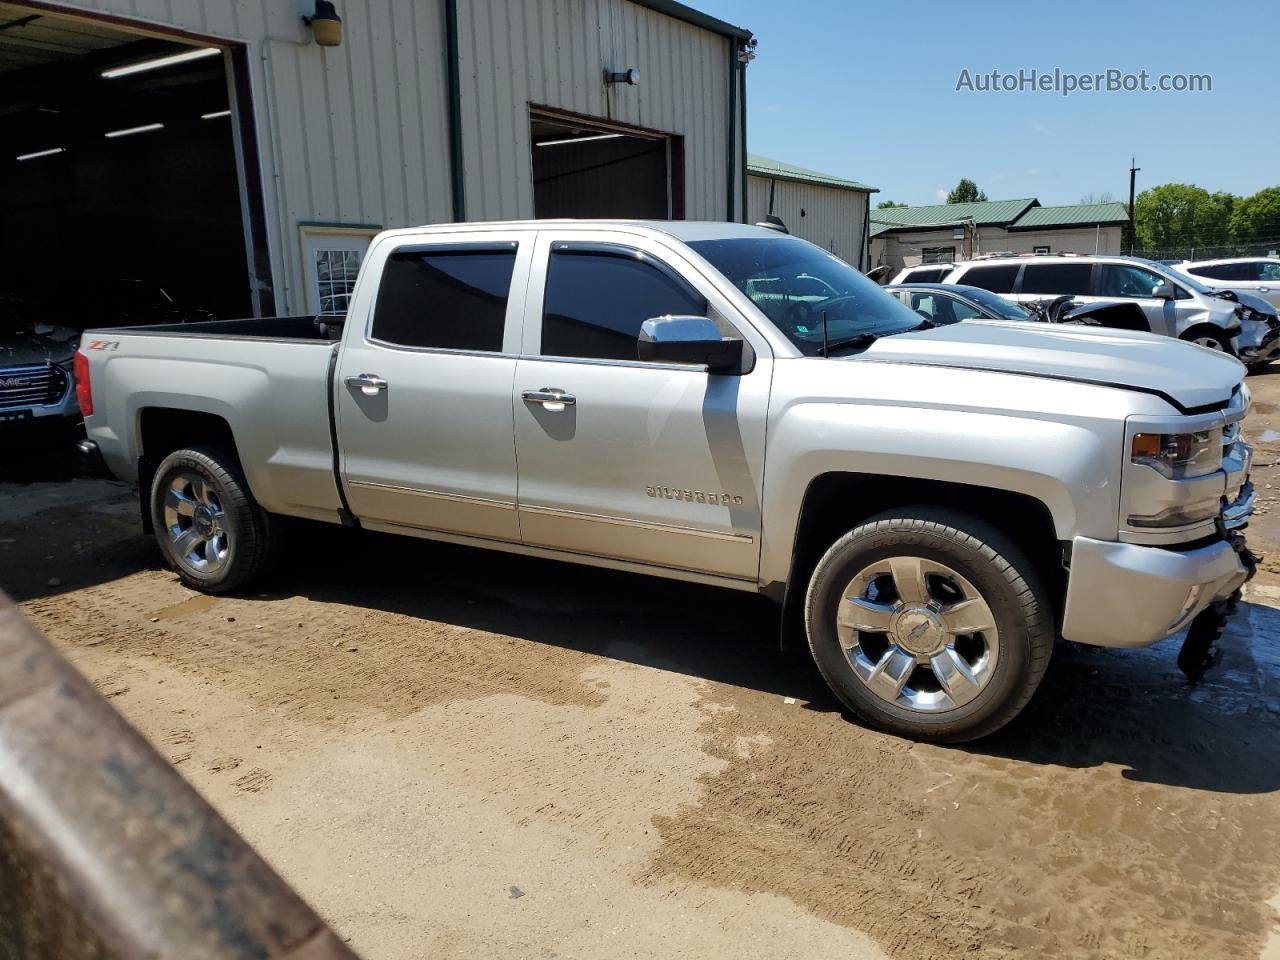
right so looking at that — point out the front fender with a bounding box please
[758,401,1123,587]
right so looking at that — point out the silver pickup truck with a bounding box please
[78,220,1256,742]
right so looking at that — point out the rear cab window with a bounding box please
[371,243,519,352]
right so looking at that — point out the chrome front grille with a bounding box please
[0,363,69,409]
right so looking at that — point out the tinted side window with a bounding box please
[542,249,707,361]
[1097,264,1165,299]
[372,247,516,351]
[1021,262,1093,296]
[959,264,1020,293]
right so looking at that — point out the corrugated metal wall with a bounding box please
[456,0,736,223]
[29,0,741,313]
[747,175,868,269]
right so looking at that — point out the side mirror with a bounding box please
[638,316,745,373]
[1153,281,1176,300]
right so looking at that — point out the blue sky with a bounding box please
[697,0,1279,206]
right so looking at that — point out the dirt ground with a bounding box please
[4,376,1280,960]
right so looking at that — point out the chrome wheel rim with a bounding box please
[1194,335,1224,351]
[163,472,230,575]
[837,556,999,713]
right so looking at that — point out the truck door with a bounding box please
[335,233,533,541]
[512,233,772,582]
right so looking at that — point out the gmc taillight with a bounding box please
[74,350,93,417]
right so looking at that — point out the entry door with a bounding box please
[513,234,772,581]
[302,229,377,315]
[335,234,533,541]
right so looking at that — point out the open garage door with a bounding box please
[0,3,266,330]
[531,110,682,220]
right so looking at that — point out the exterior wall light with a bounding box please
[606,68,640,86]
[304,1,343,47]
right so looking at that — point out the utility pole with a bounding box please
[1126,157,1140,254]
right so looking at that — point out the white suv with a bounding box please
[1172,258,1280,311]
[943,255,1280,363]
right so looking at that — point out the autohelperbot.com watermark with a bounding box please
[955,68,1212,97]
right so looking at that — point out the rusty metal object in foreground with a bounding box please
[0,594,361,960]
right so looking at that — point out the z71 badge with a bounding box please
[646,485,744,506]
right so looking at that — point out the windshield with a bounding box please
[689,236,924,355]
[958,287,1029,321]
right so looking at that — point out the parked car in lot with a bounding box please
[77,221,1255,742]
[889,263,956,285]
[0,295,80,430]
[883,282,1149,329]
[1170,257,1280,311]
[941,255,1280,365]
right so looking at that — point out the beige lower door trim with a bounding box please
[345,480,517,541]
[517,503,757,579]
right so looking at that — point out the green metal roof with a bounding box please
[869,198,1038,233]
[746,153,877,193]
[1008,202,1129,231]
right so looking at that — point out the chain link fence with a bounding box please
[1131,237,1280,261]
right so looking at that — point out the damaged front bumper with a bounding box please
[1238,316,1280,365]
[1061,481,1257,650]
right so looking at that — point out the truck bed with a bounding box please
[82,316,347,524]
[108,315,346,342]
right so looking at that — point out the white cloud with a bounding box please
[1025,167,1041,176]
[935,188,947,201]
[1031,121,1052,135]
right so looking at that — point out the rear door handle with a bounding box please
[345,373,388,396]
[522,387,576,411]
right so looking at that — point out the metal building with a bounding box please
[746,153,876,270]
[0,0,752,320]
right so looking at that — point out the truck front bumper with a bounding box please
[1061,482,1256,650]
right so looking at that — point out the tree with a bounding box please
[876,200,907,209]
[946,179,987,204]
[1079,191,1115,204]
[1133,183,1233,249]
[1229,187,1280,243]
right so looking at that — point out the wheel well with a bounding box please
[781,473,1066,642]
[136,408,240,533]
[1180,323,1231,344]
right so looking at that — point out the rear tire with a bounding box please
[804,508,1054,743]
[150,446,276,594]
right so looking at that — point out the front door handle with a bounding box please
[522,387,576,411]
[345,373,388,396]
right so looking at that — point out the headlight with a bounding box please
[1131,430,1222,479]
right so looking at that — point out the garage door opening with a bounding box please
[531,110,682,220]
[0,3,266,329]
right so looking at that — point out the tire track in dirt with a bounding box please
[646,623,1280,959]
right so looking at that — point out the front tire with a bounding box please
[804,508,1054,743]
[1180,325,1234,355]
[150,446,276,594]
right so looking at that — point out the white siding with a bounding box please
[875,225,1125,270]
[30,0,741,312]
[747,174,869,268]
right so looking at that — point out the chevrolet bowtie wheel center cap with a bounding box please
[891,606,946,659]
